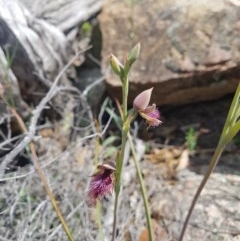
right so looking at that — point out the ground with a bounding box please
[0,89,239,241]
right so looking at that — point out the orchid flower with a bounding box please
[87,162,116,206]
[133,87,162,128]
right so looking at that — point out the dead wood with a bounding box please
[0,0,104,170]
[20,0,105,34]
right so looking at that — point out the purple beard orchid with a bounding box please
[133,87,162,128]
[87,162,116,206]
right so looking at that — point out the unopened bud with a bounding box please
[110,54,124,77]
[127,42,140,66]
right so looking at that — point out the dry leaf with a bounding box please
[145,147,189,179]
[39,128,54,138]
[138,219,168,241]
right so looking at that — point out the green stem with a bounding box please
[111,127,129,241]
[111,73,130,241]
[122,75,129,121]
[128,133,154,241]
[110,44,140,241]
[111,186,119,241]
[178,144,224,241]
[96,202,104,241]
[222,83,240,134]
[112,72,129,241]
[94,132,104,241]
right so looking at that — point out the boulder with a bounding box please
[99,0,240,106]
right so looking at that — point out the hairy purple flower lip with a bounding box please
[133,88,162,128]
[87,162,116,207]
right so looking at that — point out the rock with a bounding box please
[141,152,240,241]
[99,0,240,106]
[151,172,240,240]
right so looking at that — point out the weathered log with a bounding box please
[0,47,29,116]
[20,0,105,34]
[0,0,72,111]
[0,0,104,116]
[0,0,104,164]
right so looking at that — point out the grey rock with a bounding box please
[100,0,240,106]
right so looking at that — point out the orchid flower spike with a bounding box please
[87,161,116,206]
[133,87,162,128]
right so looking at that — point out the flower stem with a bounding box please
[111,187,119,241]
[122,75,129,121]
[96,201,104,241]
[110,43,140,241]
[94,122,104,241]
[128,133,155,241]
[111,127,129,241]
[111,73,130,241]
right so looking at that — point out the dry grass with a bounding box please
[0,136,92,240]
[0,135,147,241]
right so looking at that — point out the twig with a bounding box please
[0,113,113,182]
[87,53,102,66]
[82,75,105,98]
[0,133,24,150]
[7,107,75,241]
[0,48,89,177]
[46,202,84,241]
[59,73,105,141]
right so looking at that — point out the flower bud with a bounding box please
[127,42,140,66]
[110,54,124,77]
